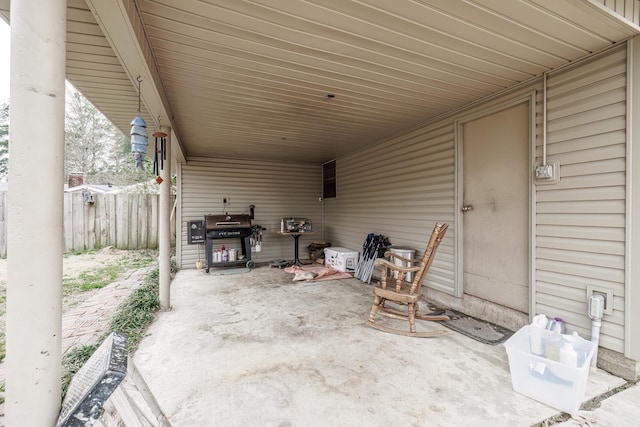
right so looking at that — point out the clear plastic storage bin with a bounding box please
[503,325,596,414]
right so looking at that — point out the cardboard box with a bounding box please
[503,325,596,414]
[324,247,359,273]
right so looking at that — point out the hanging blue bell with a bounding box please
[130,116,148,170]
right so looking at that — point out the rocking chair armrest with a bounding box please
[383,251,420,264]
[374,258,421,273]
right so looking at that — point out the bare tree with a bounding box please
[2,86,154,187]
[90,127,154,187]
[64,87,115,182]
[64,86,154,186]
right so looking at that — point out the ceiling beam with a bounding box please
[84,0,186,163]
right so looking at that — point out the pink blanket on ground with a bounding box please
[284,265,353,281]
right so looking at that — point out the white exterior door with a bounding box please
[461,102,530,313]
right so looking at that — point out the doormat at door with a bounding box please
[435,309,513,345]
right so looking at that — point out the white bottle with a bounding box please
[546,334,562,362]
[530,314,548,356]
[558,340,578,367]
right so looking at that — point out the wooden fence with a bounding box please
[0,191,165,257]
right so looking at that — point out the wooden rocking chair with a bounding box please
[365,223,449,338]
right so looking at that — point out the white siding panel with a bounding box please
[537,235,625,255]
[535,45,627,353]
[537,271,623,298]
[537,247,624,270]
[543,131,626,157]
[539,172,626,190]
[179,157,322,269]
[594,0,640,25]
[536,187,625,202]
[546,75,625,114]
[553,145,626,168]
[325,123,456,294]
[536,259,625,283]
[537,213,624,228]
[547,116,625,144]
[546,49,626,94]
[547,103,626,132]
[537,224,625,241]
[559,158,626,176]
[536,200,625,214]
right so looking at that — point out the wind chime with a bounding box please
[152,128,167,184]
[130,76,148,170]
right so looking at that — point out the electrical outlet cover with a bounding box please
[535,164,553,179]
[586,285,614,316]
[535,159,560,185]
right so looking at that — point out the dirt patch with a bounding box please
[61,247,156,311]
[0,248,158,420]
[0,247,158,333]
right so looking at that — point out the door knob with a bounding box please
[461,205,473,213]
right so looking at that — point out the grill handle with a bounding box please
[215,221,242,226]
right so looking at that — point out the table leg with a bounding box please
[293,234,300,265]
[292,234,310,265]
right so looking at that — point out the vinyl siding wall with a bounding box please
[535,46,627,353]
[323,123,456,293]
[324,45,627,353]
[596,0,640,24]
[178,157,322,268]
[176,45,629,355]
[323,86,537,300]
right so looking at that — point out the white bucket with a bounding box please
[389,248,416,282]
[228,248,238,261]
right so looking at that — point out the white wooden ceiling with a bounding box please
[2,0,639,164]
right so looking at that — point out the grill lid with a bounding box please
[205,214,252,230]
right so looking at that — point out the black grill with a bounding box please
[204,213,254,272]
[205,214,253,239]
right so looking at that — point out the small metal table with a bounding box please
[278,231,316,265]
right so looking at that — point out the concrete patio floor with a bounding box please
[133,266,630,426]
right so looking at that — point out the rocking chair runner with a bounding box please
[365,223,449,338]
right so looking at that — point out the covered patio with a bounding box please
[3,0,640,424]
[133,266,625,426]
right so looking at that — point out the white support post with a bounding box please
[627,37,640,362]
[159,126,172,310]
[5,0,67,424]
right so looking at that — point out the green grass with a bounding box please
[64,249,99,258]
[107,268,160,351]
[0,249,159,404]
[61,266,162,398]
[60,344,100,396]
[62,252,154,295]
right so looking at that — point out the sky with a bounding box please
[0,20,8,106]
